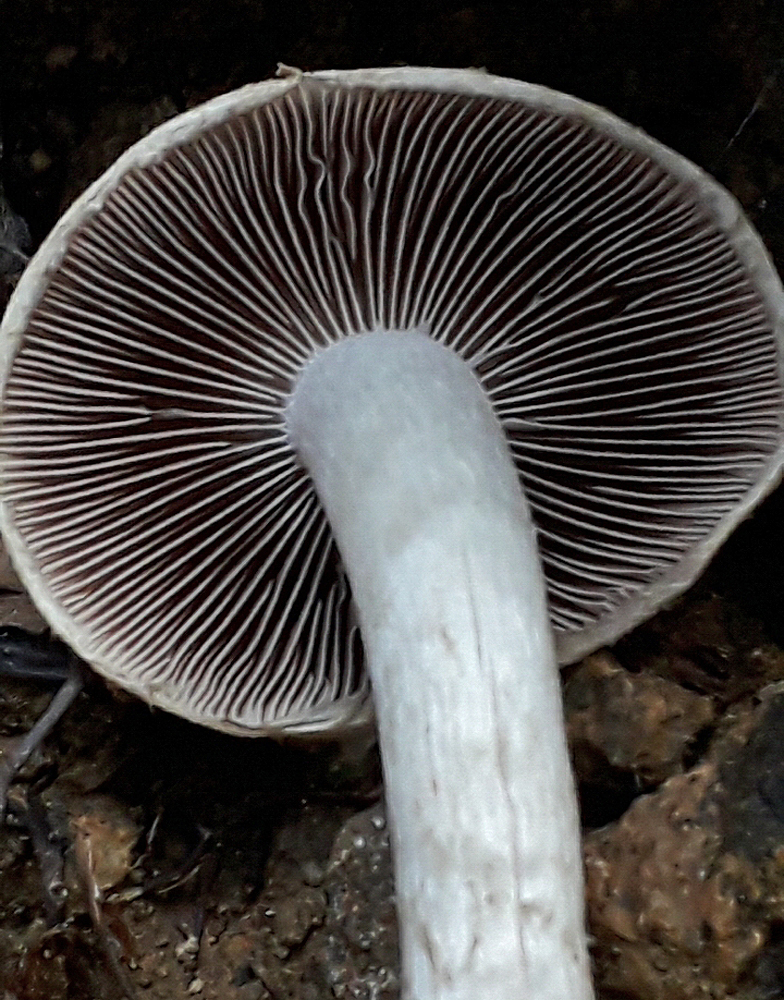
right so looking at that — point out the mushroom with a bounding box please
[2,66,784,1000]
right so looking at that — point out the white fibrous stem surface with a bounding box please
[286,329,593,1000]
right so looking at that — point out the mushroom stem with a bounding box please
[286,329,593,1000]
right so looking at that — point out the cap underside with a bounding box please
[2,70,783,732]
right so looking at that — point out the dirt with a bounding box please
[4,2,784,998]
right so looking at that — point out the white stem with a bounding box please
[286,329,593,1000]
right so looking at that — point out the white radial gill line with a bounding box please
[500,322,771,401]
[165,503,330,713]
[371,90,443,331]
[516,455,761,500]
[501,367,776,422]
[536,536,685,585]
[389,95,479,329]
[306,586,344,695]
[289,595,338,702]
[5,443,289,527]
[519,434,775,474]
[230,111,348,358]
[6,358,259,424]
[534,517,688,567]
[11,352,263,416]
[492,240,744,372]
[466,171,699,367]
[543,563,644,603]
[326,89,376,334]
[61,225,304,382]
[279,91,351,339]
[176,136,333,357]
[4,408,157,428]
[223,115,337,356]
[609,267,759,328]
[338,90,374,330]
[5,425,291,507]
[510,369,778,417]
[11,457,275,547]
[55,494,297,652]
[252,527,337,695]
[499,322,772,399]
[9,375,279,418]
[391,94,496,329]
[41,266,297,391]
[615,242,739,297]
[592,481,755,502]
[515,446,767,485]
[523,497,717,554]
[6,431,258,471]
[521,456,764,502]
[260,633,323,723]
[466,183,706,374]
[432,125,629,346]
[428,121,635,342]
[318,582,355,695]
[295,597,337,704]
[30,449,298,574]
[356,89,387,329]
[18,446,296,550]
[23,479,305,594]
[151,144,328,343]
[237,523,337,705]
[17,330,273,408]
[253,96,343,343]
[549,592,625,631]
[520,236,745,359]
[108,185,305,371]
[520,473,716,535]
[502,412,779,439]
[323,90,363,316]
[55,464,314,622]
[113,170,304,339]
[189,123,353,349]
[363,88,421,331]
[245,104,338,349]
[91,498,322,677]
[455,145,646,337]
[427,114,586,347]
[7,390,280,423]
[31,297,285,403]
[327,90,359,265]
[539,540,654,590]
[487,285,763,393]
[415,109,551,342]
[290,91,358,336]
[681,423,782,441]
[208,517,334,716]
[114,167,329,358]
[151,494,322,685]
[134,491,322,692]
[436,136,637,356]
[4,416,269,452]
[409,102,551,335]
[524,475,733,531]
[550,605,590,632]
[297,88,362,336]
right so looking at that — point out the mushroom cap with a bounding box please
[2,66,783,735]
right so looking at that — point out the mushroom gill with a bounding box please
[2,67,783,1000]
